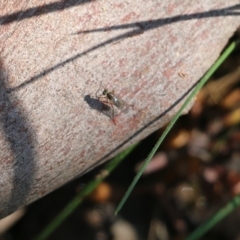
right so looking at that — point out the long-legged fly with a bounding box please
[97,88,128,124]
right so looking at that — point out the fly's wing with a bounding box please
[114,97,129,113]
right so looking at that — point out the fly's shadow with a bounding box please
[84,95,115,121]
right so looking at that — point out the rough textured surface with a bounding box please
[0,1,239,217]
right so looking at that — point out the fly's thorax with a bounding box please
[107,92,115,102]
[103,90,118,105]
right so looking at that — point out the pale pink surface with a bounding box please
[0,1,239,217]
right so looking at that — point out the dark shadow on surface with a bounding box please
[6,28,146,94]
[0,0,94,25]
[6,3,240,94]
[84,95,115,120]
[81,79,200,174]
[0,60,36,218]
[84,95,105,111]
[76,4,240,34]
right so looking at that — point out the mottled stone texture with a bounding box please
[0,1,239,217]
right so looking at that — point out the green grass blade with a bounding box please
[34,143,138,240]
[115,39,239,215]
[186,194,240,240]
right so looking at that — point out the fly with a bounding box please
[97,88,128,124]
[102,89,126,110]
